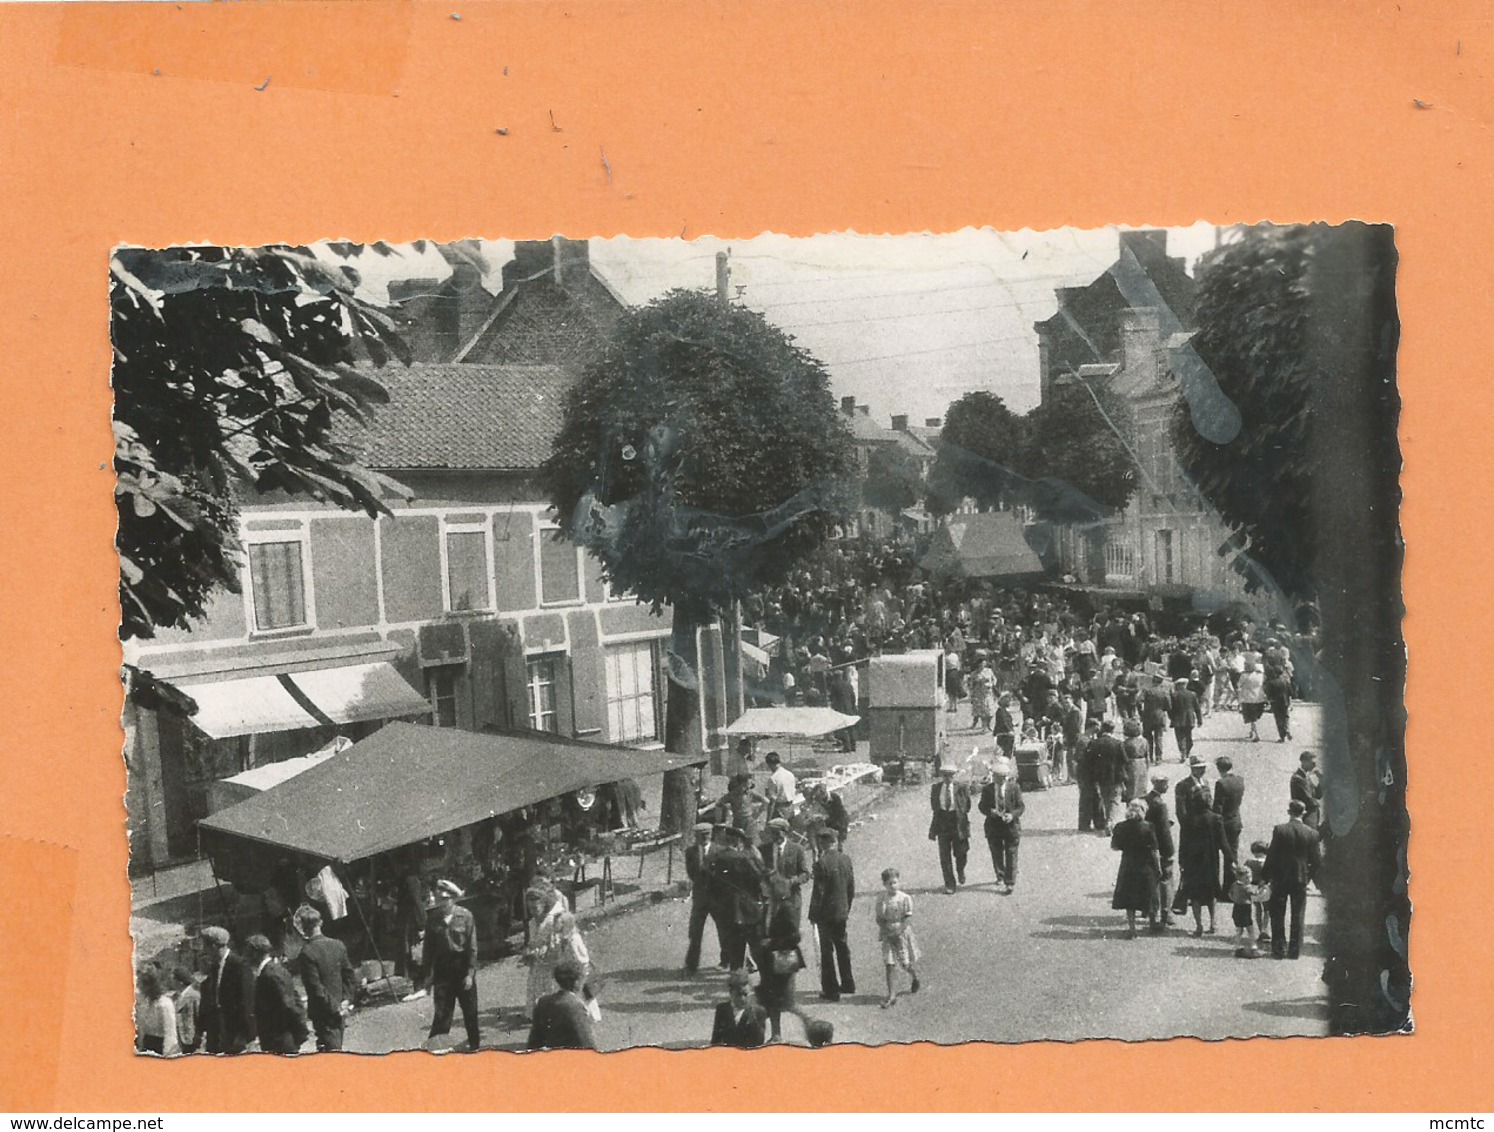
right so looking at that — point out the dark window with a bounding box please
[248,540,307,631]
[426,666,459,728]
[446,529,490,611]
[527,658,559,733]
[540,527,581,605]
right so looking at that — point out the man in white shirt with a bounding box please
[763,752,798,822]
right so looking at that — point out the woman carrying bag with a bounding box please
[752,877,831,1046]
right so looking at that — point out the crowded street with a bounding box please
[344,699,1326,1052]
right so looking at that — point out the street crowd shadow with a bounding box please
[1242,996,1331,1022]
[604,965,690,985]
[1171,944,1244,960]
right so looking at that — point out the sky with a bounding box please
[330,225,1222,426]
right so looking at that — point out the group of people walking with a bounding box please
[136,904,354,1056]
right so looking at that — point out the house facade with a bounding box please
[1033,230,1255,606]
[123,240,725,875]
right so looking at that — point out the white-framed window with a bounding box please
[526,656,560,733]
[539,522,582,606]
[605,640,661,744]
[1104,533,1137,580]
[425,665,460,728]
[244,522,313,633]
[441,517,494,613]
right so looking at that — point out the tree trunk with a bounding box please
[659,607,705,836]
[1305,223,1410,1035]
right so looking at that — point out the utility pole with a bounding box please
[715,248,731,307]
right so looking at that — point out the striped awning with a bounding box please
[174,663,429,739]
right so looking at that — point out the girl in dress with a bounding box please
[552,910,602,1022]
[134,964,180,1056]
[874,868,921,1008]
[523,885,568,1021]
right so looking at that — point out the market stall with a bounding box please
[197,721,706,977]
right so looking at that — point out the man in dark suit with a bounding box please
[928,765,971,894]
[1140,674,1172,763]
[760,817,811,928]
[420,878,481,1051]
[1263,800,1323,959]
[1212,756,1246,869]
[1143,773,1177,930]
[710,826,769,972]
[293,904,355,1051]
[244,934,310,1055]
[710,968,769,1048]
[527,958,598,1050]
[199,925,256,1054]
[808,828,855,1002]
[978,759,1024,894]
[1168,677,1202,761]
[1088,720,1127,833]
[1290,751,1324,829]
[683,822,724,975]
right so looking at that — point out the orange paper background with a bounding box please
[0,0,1490,1112]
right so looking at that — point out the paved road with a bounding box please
[347,698,1328,1052]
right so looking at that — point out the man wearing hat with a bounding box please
[420,879,480,1051]
[1089,719,1128,833]
[1290,751,1324,829]
[293,903,355,1051]
[199,925,256,1055]
[808,827,856,1001]
[928,764,971,894]
[1171,758,1211,917]
[1143,773,1177,930]
[760,817,811,929]
[1140,674,1172,763]
[978,758,1025,894]
[683,822,724,975]
[245,932,311,1054]
[1263,799,1323,959]
[1169,676,1202,761]
[710,825,770,972]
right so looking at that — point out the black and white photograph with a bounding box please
[119,223,1406,1056]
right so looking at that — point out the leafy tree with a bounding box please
[1175,222,1405,1035]
[862,442,924,515]
[112,245,413,641]
[927,390,1022,513]
[1018,380,1137,521]
[542,290,856,831]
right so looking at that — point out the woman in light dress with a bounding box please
[134,965,181,1056]
[874,867,921,1008]
[523,885,569,1021]
[552,910,602,1022]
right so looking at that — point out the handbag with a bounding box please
[770,947,805,976]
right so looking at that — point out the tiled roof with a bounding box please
[844,412,896,444]
[342,363,572,471]
[889,429,936,460]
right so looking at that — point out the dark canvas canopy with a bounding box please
[920,512,1045,580]
[197,721,705,864]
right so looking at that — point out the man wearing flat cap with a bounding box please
[928,764,971,894]
[683,821,726,975]
[420,879,480,1050]
[760,816,811,929]
[199,925,256,1054]
[808,827,855,1001]
[1143,773,1177,930]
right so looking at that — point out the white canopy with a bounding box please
[722,707,860,739]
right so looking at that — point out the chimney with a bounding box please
[1118,229,1167,262]
[552,236,590,290]
[925,418,941,428]
[840,396,856,416]
[1120,307,1162,386]
[891,414,908,432]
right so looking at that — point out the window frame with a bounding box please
[525,655,562,734]
[537,520,585,608]
[242,521,315,637]
[439,516,495,614]
[604,639,663,745]
[424,664,461,728]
